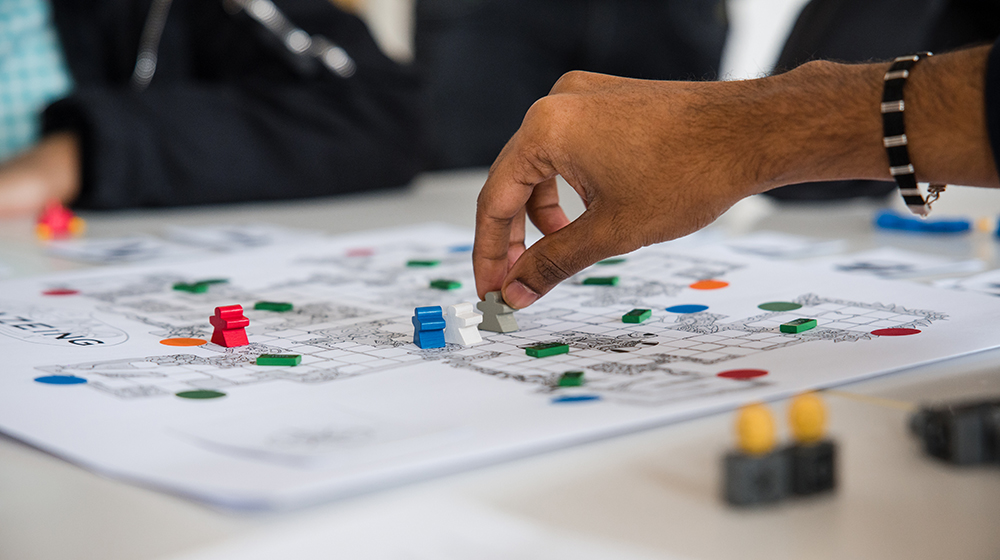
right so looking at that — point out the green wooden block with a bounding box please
[582,276,619,286]
[173,282,208,293]
[255,301,294,312]
[623,308,652,323]
[558,371,585,387]
[407,259,441,267]
[256,354,302,366]
[429,279,462,290]
[780,318,817,334]
[526,342,570,358]
[597,258,626,265]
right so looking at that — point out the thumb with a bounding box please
[501,211,627,308]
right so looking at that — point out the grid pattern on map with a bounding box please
[36,241,946,405]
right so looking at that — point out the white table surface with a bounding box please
[2,170,1000,560]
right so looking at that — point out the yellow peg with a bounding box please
[736,403,776,455]
[789,392,827,444]
[69,216,87,236]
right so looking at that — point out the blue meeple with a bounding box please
[412,306,446,349]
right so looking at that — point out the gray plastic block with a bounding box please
[723,450,791,506]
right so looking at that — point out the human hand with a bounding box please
[473,46,997,310]
[0,132,81,217]
[473,71,785,309]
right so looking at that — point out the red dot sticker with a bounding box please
[717,368,769,380]
[871,328,921,336]
[43,288,79,296]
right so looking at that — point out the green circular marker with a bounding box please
[176,390,226,400]
[758,301,802,312]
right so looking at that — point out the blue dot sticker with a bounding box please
[666,304,709,314]
[552,395,602,404]
[34,375,87,385]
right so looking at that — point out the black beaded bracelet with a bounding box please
[881,52,946,217]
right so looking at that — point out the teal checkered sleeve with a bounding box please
[0,0,73,163]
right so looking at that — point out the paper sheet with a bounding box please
[810,247,984,279]
[936,267,1000,297]
[2,223,1000,510]
[724,231,846,259]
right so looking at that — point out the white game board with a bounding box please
[1,224,997,510]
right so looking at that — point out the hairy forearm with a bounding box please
[735,45,998,192]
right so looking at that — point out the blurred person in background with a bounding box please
[414,0,729,170]
[0,0,422,216]
[416,0,999,202]
[766,0,1000,201]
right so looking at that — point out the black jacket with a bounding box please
[44,0,423,209]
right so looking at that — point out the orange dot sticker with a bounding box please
[160,338,207,347]
[689,279,729,290]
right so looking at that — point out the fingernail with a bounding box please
[504,280,539,309]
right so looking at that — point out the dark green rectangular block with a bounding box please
[597,258,626,265]
[255,301,294,312]
[526,342,570,358]
[558,370,585,387]
[780,318,817,334]
[256,354,302,366]
[623,308,652,323]
[429,279,462,290]
[407,259,441,267]
[582,276,619,286]
[173,282,208,293]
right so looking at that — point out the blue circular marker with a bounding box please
[666,304,709,314]
[449,244,474,253]
[552,395,601,404]
[34,375,87,385]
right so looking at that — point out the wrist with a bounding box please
[746,60,889,192]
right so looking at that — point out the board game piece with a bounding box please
[875,210,970,234]
[552,395,601,403]
[174,279,228,294]
[723,403,791,506]
[412,306,446,349]
[558,371,584,387]
[35,200,85,241]
[622,308,652,323]
[597,258,626,265]
[444,303,483,346]
[477,291,519,333]
[407,259,440,267]
[176,390,226,400]
[909,399,1000,465]
[173,282,209,294]
[256,354,302,366]
[526,342,569,358]
[255,301,294,312]
[780,318,817,334]
[429,279,462,291]
[582,276,619,286]
[787,392,837,495]
[209,305,250,347]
